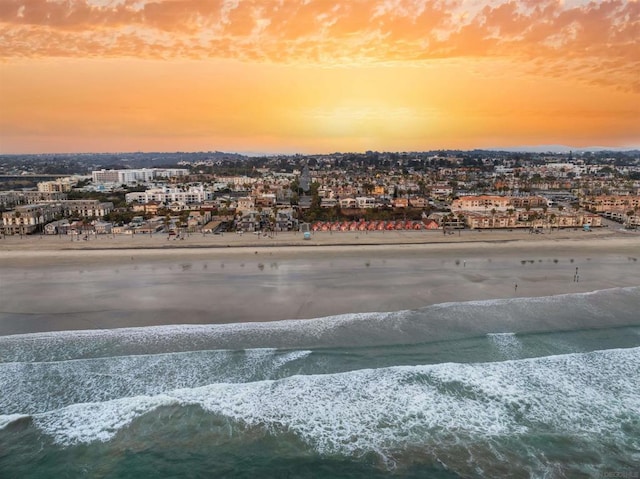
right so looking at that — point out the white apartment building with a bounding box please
[215,176,258,188]
[125,186,214,205]
[92,168,189,185]
[339,198,357,208]
[92,169,120,183]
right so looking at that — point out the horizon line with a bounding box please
[2,145,639,157]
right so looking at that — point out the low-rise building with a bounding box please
[409,196,429,208]
[132,201,161,216]
[236,197,255,212]
[392,198,409,208]
[320,198,338,208]
[339,198,357,209]
[356,196,376,209]
[44,219,71,235]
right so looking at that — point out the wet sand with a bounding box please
[1,229,639,335]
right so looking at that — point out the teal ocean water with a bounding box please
[1,287,640,478]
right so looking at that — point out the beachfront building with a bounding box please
[460,210,602,230]
[581,194,640,226]
[93,221,113,235]
[2,204,62,235]
[464,212,518,229]
[236,211,269,232]
[274,209,297,231]
[44,219,71,235]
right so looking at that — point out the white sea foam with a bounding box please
[0,414,29,430]
[0,348,312,415]
[30,347,640,454]
[34,395,179,444]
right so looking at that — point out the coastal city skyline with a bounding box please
[2,0,639,154]
[2,2,639,475]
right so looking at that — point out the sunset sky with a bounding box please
[1,0,638,154]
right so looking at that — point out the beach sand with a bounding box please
[1,228,639,335]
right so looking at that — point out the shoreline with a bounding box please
[1,230,639,336]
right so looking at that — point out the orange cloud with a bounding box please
[1,0,638,90]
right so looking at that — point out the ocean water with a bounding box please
[1,287,640,478]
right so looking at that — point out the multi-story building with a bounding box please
[2,204,62,235]
[91,169,120,183]
[214,176,258,188]
[464,212,518,229]
[92,168,189,185]
[0,191,67,208]
[37,178,75,193]
[59,200,114,218]
[583,195,640,213]
[125,186,214,205]
[510,196,549,209]
[452,195,548,212]
[461,210,601,229]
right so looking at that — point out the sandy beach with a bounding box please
[1,228,639,335]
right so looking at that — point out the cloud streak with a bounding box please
[1,0,638,90]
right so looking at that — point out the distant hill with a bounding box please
[492,145,640,154]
